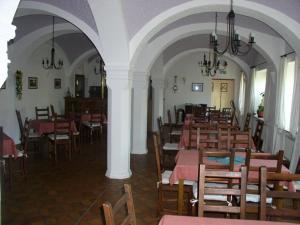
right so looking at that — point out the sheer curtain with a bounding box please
[238,72,246,125]
[248,68,256,114]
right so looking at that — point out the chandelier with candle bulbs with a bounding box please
[42,16,63,70]
[210,0,255,56]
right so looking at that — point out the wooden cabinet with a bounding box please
[64,97,107,116]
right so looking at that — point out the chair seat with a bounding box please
[193,182,228,201]
[29,131,40,138]
[233,184,273,204]
[82,121,101,128]
[170,130,182,136]
[2,149,27,158]
[163,143,179,151]
[161,170,194,186]
[48,134,70,140]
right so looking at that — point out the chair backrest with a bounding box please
[177,108,185,124]
[253,120,264,150]
[16,110,24,138]
[229,129,252,151]
[198,128,222,150]
[102,184,137,225]
[167,109,172,125]
[198,164,247,218]
[50,104,55,116]
[188,126,200,149]
[22,118,30,154]
[54,117,71,139]
[174,105,178,123]
[243,113,251,131]
[152,132,163,182]
[199,149,235,171]
[245,150,284,175]
[35,106,50,120]
[259,167,300,221]
[0,126,3,157]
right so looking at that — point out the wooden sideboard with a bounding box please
[64,97,107,115]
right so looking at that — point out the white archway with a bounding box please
[130,0,300,65]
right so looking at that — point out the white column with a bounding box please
[152,78,165,131]
[105,66,132,179]
[131,71,148,154]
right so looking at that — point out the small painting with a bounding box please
[220,83,228,92]
[54,78,61,89]
[192,83,203,92]
[28,77,38,89]
[1,81,6,89]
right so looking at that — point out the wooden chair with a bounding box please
[188,126,200,150]
[243,150,284,216]
[229,129,252,151]
[102,184,137,225]
[153,132,193,215]
[259,167,300,222]
[16,110,40,153]
[50,104,55,117]
[48,117,72,162]
[82,113,102,143]
[35,106,50,120]
[167,109,182,143]
[1,120,29,186]
[253,120,264,151]
[198,128,222,150]
[243,113,251,131]
[197,164,247,218]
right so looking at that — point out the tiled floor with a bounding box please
[2,137,158,225]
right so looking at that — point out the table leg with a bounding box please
[177,179,184,215]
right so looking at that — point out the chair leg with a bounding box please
[157,185,163,216]
[8,157,12,188]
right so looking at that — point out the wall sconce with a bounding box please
[172,75,178,93]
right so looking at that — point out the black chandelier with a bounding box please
[42,16,63,70]
[198,51,227,77]
[210,0,255,56]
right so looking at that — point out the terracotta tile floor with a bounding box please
[2,138,159,225]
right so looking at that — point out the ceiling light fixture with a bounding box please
[42,16,63,70]
[210,0,255,56]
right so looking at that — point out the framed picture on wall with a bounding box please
[220,83,228,92]
[192,83,203,92]
[54,78,61,89]
[28,77,38,89]
[1,81,6,89]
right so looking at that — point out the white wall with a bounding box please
[164,52,242,122]
[0,43,69,142]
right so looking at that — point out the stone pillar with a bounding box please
[152,78,164,131]
[105,66,132,179]
[131,71,148,154]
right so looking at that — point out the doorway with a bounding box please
[212,79,234,109]
[75,74,85,97]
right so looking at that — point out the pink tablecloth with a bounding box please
[80,114,107,123]
[158,215,298,225]
[3,133,17,157]
[30,119,77,135]
[170,150,295,191]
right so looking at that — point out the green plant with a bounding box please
[16,70,23,100]
[257,105,264,112]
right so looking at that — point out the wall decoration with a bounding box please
[1,81,6,89]
[28,77,38,89]
[192,83,203,92]
[220,83,228,92]
[54,78,61,89]
[16,70,23,99]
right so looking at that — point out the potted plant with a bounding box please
[257,92,264,118]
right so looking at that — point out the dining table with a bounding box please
[30,119,78,135]
[172,150,295,215]
[158,215,299,225]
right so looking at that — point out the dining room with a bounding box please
[1,1,300,225]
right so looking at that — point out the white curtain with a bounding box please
[238,72,246,116]
[249,68,256,114]
[275,56,288,130]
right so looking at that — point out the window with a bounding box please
[254,69,267,113]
